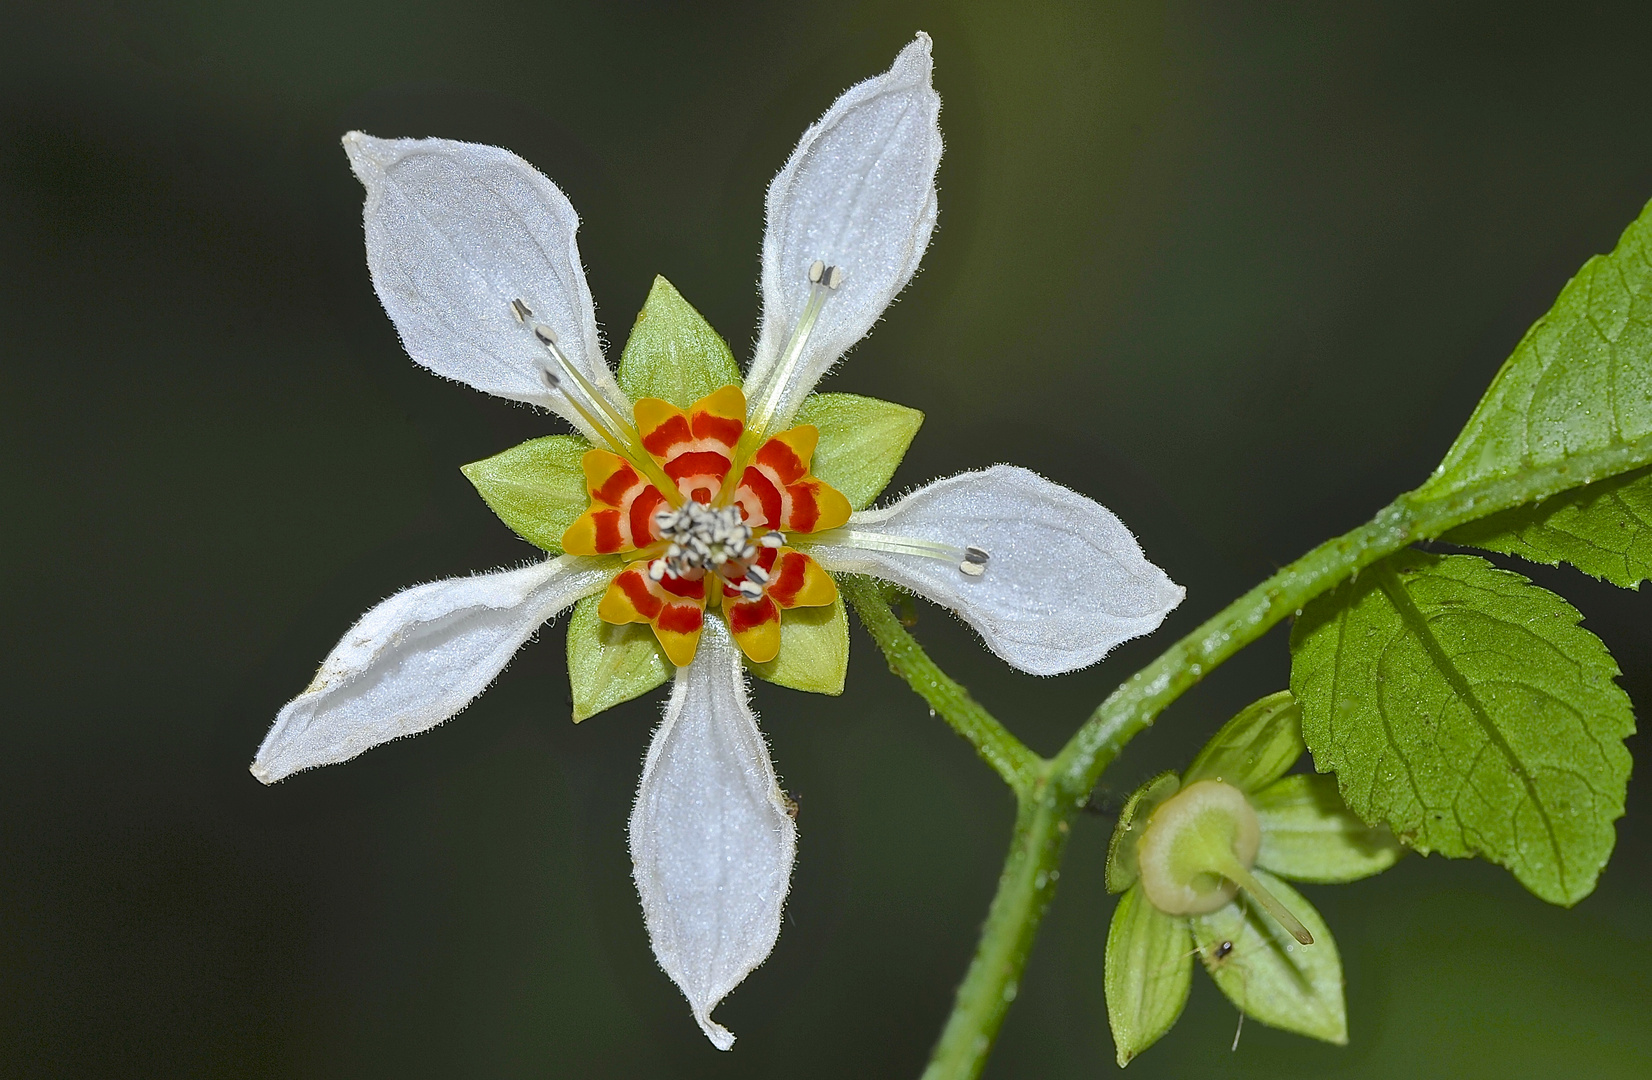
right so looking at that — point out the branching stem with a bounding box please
[842,491,1476,1079]
[847,471,1593,1078]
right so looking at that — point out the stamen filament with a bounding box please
[807,529,990,578]
[1211,854,1314,946]
[513,300,683,506]
[716,261,842,508]
[748,263,840,442]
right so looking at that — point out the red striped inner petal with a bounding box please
[627,485,667,545]
[657,603,705,635]
[767,551,809,606]
[658,573,706,600]
[641,413,693,457]
[593,461,641,506]
[591,509,627,553]
[738,466,783,530]
[615,568,663,619]
[784,481,821,533]
[726,595,779,635]
[691,410,743,449]
[665,449,732,482]
[754,437,808,484]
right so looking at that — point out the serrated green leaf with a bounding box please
[1252,774,1404,884]
[1192,870,1345,1045]
[616,276,741,408]
[1106,771,1181,894]
[1413,198,1652,513]
[744,597,849,695]
[462,435,591,555]
[1105,884,1192,1067]
[1290,551,1633,905]
[1445,464,1652,589]
[566,591,669,722]
[1182,691,1304,793]
[792,392,924,510]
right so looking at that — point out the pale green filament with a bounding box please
[1136,778,1313,946]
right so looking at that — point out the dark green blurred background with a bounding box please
[4,2,1651,1076]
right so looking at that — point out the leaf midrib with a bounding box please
[1372,561,1567,893]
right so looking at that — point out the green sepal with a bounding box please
[1181,690,1305,793]
[793,392,924,510]
[1291,551,1633,906]
[1252,774,1404,884]
[566,591,669,722]
[745,597,849,695]
[1191,870,1346,1045]
[1444,464,1652,589]
[616,276,742,408]
[461,435,592,556]
[1106,771,1181,894]
[1104,883,1193,1067]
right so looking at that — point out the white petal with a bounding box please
[342,132,624,436]
[746,33,943,429]
[629,617,796,1051]
[252,556,613,783]
[810,465,1184,676]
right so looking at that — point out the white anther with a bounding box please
[808,260,824,284]
[760,532,785,548]
[959,546,990,578]
[647,559,667,582]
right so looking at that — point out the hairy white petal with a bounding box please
[342,132,623,436]
[811,466,1184,675]
[252,557,613,783]
[629,617,796,1051]
[747,33,943,429]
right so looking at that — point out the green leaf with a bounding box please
[1444,464,1652,589]
[1104,884,1193,1067]
[566,592,669,722]
[1182,691,1304,793]
[1412,198,1652,515]
[1191,870,1346,1045]
[462,435,591,555]
[616,276,741,408]
[792,392,924,510]
[744,597,849,695]
[1106,771,1181,894]
[1289,551,1633,905]
[1252,774,1404,884]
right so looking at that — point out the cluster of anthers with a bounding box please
[648,502,785,600]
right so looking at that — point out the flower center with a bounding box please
[648,501,786,601]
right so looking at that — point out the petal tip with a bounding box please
[249,759,279,786]
[695,1010,736,1051]
[341,130,395,181]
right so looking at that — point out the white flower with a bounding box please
[251,33,1183,1050]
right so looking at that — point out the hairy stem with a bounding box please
[858,482,1535,1079]
[842,575,1043,797]
[920,788,1067,1080]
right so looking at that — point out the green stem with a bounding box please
[874,480,1551,1079]
[842,575,1043,798]
[919,788,1067,1080]
[902,499,1425,1080]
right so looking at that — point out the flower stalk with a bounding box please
[850,489,1512,1079]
